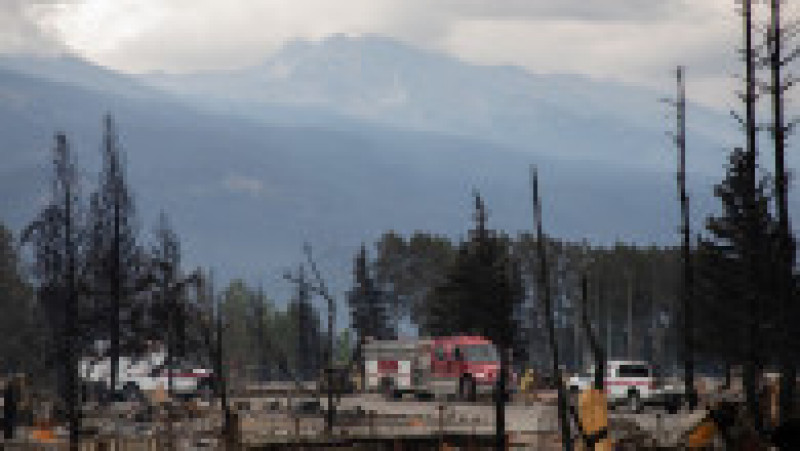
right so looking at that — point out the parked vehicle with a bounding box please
[568,360,685,413]
[363,335,515,401]
[80,349,214,401]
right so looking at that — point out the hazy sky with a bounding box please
[1,0,794,110]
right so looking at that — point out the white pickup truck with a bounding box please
[80,351,214,401]
[568,360,685,413]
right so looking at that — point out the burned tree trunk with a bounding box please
[768,0,796,425]
[531,166,572,450]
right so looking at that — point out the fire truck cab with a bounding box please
[429,336,501,400]
[364,335,504,401]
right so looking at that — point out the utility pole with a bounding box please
[769,0,795,423]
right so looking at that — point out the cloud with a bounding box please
[0,0,70,54]
[33,0,716,74]
[38,0,418,72]
[436,1,742,108]
[223,174,265,197]
[11,0,793,109]
[430,0,680,22]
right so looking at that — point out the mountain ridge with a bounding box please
[0,35,760,307]
[139,34,736,174]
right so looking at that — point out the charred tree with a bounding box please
[728,0,767,428]
[531,166,572,451]
[767,0,797,424]
[664,66,697,409]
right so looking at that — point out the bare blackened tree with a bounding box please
[531,167,572,451]
[675,67,697,409]
[21,133,83,450]
[766,0,798,424]
[722,0,769,428]
[743,0,765,429]
[663,66,697,409]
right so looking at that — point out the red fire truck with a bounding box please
[363,335,511,400]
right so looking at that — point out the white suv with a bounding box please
[568,360,655,412]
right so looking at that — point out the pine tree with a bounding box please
[697,146,783,429]
[347,244,395,341]
[85,114,148,395]
[424,193,524,344]
[373,231,454,327]
[288,266,324,381]
[21,133,84,449]
[423,192,524,449]
[149,211,202,395]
